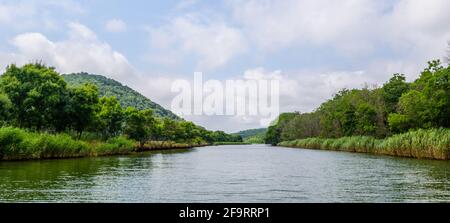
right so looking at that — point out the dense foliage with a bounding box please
[266,60,450,145]
[63,73,180,120]
[0,63,242,155]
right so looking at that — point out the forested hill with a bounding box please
[235,128,267,143]
[236,128,267,139]
[63,73,180,120]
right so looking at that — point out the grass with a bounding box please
[0,127,206,161]
[0,127,88,160]
[243,135,265,144]
[141,141,209,150]
[91,136,136,156]
[278,128,450,160]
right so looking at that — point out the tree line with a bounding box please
[0,63,242,146]
[265,60,450,145]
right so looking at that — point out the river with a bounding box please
[0,144,449,202]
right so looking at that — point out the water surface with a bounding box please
[0,145,449,202]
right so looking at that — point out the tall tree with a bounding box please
[0,63,67,131]
[388,60,449,132]
[96,96,124,139]
[264,112,297,145]
[159,118,181,141]
[66,83,100,138]
[0,93,12,126]
[382,73,409,114]
[124,107,156,147]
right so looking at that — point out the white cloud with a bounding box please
[229,0,450,63]
[241,68,378,114]
[1,22,134,81]
[146,15,247,70]
[0,0,84,30]
[137,0,450,132]
[44,0,85,14]
[1,0,449,132]
[0,21,178,115]
[0,2,36,27]
[0,21,179,118]
[171,67,382,132]
[68,22,97,41]
[243,68,282,80]
[382,0,450,62]
[229,0,383,53]
[105,19,127,33]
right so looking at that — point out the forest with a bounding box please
[0,63,242,160]
[62,73,180,120]
[267,60,449,159]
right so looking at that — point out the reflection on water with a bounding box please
[0,145,449,202]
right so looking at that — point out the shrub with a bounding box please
[94,136,136,155]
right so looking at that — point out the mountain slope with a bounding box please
[235,128,267,143]
[63,73,180,120]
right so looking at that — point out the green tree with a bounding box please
[97,96,124,139]
[390,60,450,130]
[179,121,198,142]
[418,62,449,127]
[159,118,181,141]
[0,63,67,131]
[318,89,357,137]
[124,107,156,147]
[382,73,409,113]
[264,112,297,145]
[387,113,412,133]
[355,103,377,135]
[280,112,321,141]
[0,93,12,126]
[66,83,100,138]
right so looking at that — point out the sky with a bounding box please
[0,0,449,132]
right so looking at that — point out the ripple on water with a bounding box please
[0,145,449,202]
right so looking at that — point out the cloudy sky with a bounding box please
[1,0,449,132]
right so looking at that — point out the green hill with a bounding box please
[235,128,267,144]
[63,73,180,120]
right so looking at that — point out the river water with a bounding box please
[0,144,449,202]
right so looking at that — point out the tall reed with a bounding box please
[0,127,136,160]
[278,128,450,160]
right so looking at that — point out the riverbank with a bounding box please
[212,141,251,146]
[278,128,450,160]
[0,127,207,161]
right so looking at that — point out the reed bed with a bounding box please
[278,128,450,160]
[141,141,209,150]
[213,141,251,146]
[0,127,205,161]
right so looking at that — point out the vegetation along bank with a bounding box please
[279,128,450,160]
[268,59,450,160]
[0,63,241,161]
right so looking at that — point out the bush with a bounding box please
[93,136,136,155]
[0,127,91,160]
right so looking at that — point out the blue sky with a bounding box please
[1,0,449,132]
